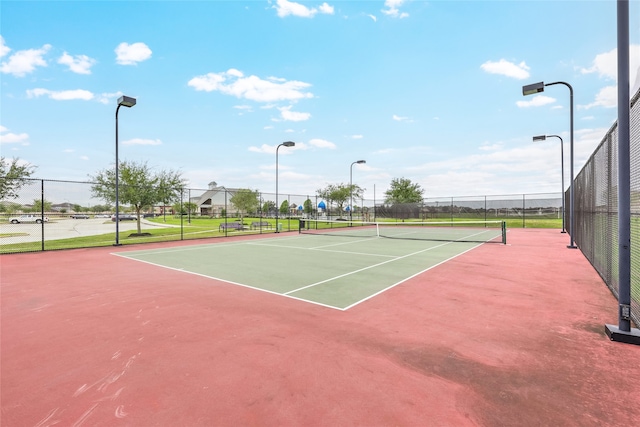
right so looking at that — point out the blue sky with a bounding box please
[1,0,639,202]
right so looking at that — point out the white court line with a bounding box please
[342,242,485,310]
[284,239,460,296]
[246,241,397,258]
[111,252,343,310]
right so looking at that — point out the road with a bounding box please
[0,218,167,245]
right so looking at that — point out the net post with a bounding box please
[501,221,507,244]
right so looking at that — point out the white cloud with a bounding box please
[58,52,96,74]
[318,2,334,14]
[351,134,364,139]
[248,144,274,154]
[26,88,94,101]
[115,42,152,65]
[279,106,311,121]
[273,0,334,18]
[188,69,313,103]
[479,143,502,151]
[123,138,162,146]
[579,85,617,109]
[0,43,51,77]
[586,46,638,80]
[0,36,10,57]
[0,126,29,145]
[516,95,556,108]
[248,138,334,154]
[480,59,530,80]
[392,114,412,122]
[368,15,377,22]
[308,138,336,149]
[249,143,298,154]
[95,92,123,105]
[382,0,409,18]
[580,45,640,105]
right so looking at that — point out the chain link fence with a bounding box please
[572,88,640,327]
[1,177,561,254]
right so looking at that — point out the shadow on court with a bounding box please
[1,229,639,426]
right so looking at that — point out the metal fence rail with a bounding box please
[572,88,640,326]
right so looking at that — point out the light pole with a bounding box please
[523,81,577,248]
[275,141,295,233]
[114,95,136,246]
[533,135,566,233]
[350,160,366,222]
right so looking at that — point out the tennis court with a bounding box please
[3,228,640,426]
[116,220,506,310]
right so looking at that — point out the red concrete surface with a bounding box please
[1,229,639,426]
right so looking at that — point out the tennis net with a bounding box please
[299,219,507,244]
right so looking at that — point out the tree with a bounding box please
[303,198,313,215]
[89,161,186,234]
[170,201,197,217]
[0,157,36,200]
[317,183,363,217]
[384,178,424,204]
[263,200,275,216]
[230,189,259,222]
[31,199,52,213]
[279,199,289,215]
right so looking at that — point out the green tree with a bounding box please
[384,178,424,204]
[303,198,313,215]
[0,157,36,200]
[184,202,198,215]
[170,201,196,217]
[230,189,259,222]
[263,200,275,215]
[279,199,289,215]
[91,204,112,213]
[317,183,363,217]
[89,161,185,234]
[31,199,52,213]
[157,170,185,219]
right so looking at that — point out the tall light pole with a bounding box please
[605,0,639,345]
[533,135,566,233]
[275,141,295,233]
[114,95,136,246]
[523,81,577,248]
[350,160,366,222]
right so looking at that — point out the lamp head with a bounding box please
[117,95,136,107]
[356,160,366,164]
[533,135,547,142]
[522,82,545,96]
[282,141,295,147]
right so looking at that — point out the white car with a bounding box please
[8,215,49,224]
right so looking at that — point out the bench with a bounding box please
[251,221,272,230]
[219,222,244,232]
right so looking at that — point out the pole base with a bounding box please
[561,230,567,233]
[567,245,578,249]
[113,243,122,247]
[605,324,640,345]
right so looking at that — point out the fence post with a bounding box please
[41,179,45,251]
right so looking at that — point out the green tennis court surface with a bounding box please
[115,223,505,310]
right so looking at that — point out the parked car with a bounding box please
[111,214,137,221]
[8,215,49,224]
[70,214,90,219]
[94,214,111,218]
